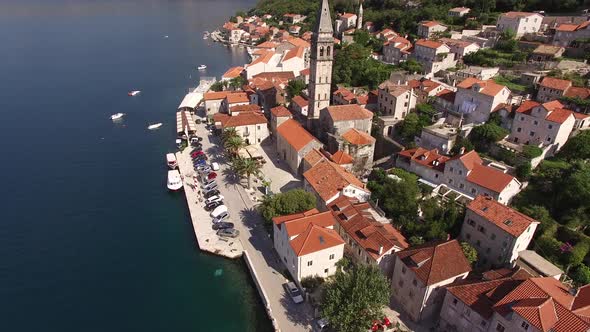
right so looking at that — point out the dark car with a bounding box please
[191,147,202,154]
[193,154,207,161]
[217,228,239,238]
[212,222,234,230]
[193,159,207,166]
[204,189,220,199]
[204,201,223,211]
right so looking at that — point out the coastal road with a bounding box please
[194,122,315,332]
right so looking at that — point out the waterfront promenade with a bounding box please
[179,123,314,332]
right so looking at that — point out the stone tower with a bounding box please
[307,0,334,133]
[357,1,363,30]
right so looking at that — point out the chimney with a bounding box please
[569,287,580,297]
[379,246,384,255]
[459,147,466,155]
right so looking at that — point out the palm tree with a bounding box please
[222,128,238,143]
[223,135,244,156]
[231,157,261,189]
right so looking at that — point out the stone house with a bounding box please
[276,118,323,174]
[509,100,575,152]
[339,128,376,173]
[412,39,457,77]
[212,111,269,145]
[282,13,306,24]
[272,209,344,285]
[455,66,500,81]
[303,159,371,209]
[377,81,417,120]
[460,195,539,269]
[290,95,309,117]
[382,37,412,64]
[408,78,447,103]
[453,77,510,124]
[319,104,373,146]
[553,21,590,47]
[327,196,408,276]
[441,275,590,332]
[417,21,447,39]
[416,122,459,154]
[203,91,230,115]
[269,105,292,136]
[448,7,470,17]
[496,12,543,38]
[530,44,565,62]
[439,38,480,59]
[536,76,573,102]
[220,92,250,114]
[334,13,357,37]
[390,240,472,322]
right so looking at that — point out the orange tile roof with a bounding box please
[290,223,344,256]
[447,150,482,171]
[564,87,590,99]
[340,12,356,19]
[397,148,449,172]
[408,79,442,93]
[421,20,442,28]
[440,37,476,49]
[326,104,373,122]
[466,164,516,193]
[467,195,539,237]
[512,297,559,331]
[299,68,310,76]
[270,105,291,117]
[329,150,353,165]
[303,160,368,202]
[396,240,471,286]
[222,66,244,79]
[457,77,507,97]
[213,112,267,128]
[341,128,376,145]
[272,208,319,226]
[546,108,574,124]
[276,119,319,151]
[291,95,309,108]
[204,91,230,101]
[249,50,275,66]
[225,92,249,104]
[574,112,590,120]
[415,39,444,49]
[229,104,261,113]
[540,76,572,91]
[333,87,356,101]
[436,89,456,103]
[517,100,573,124]
[287,37,310,48]
[304,148,326,167]
[283,46,305,61]
[281,211,337,237]
[329,196,408,259]
[502,11,539,19]
[556,23,579,32]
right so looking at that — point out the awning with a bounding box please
[178,92,202,110]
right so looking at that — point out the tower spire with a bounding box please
[315,0,333,34]
[357,0,363,30]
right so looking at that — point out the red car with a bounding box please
[207,172,217,180]
[191,151,204,158]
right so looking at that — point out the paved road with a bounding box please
[194,123,315,332]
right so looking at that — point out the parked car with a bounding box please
[211,162,220,171]
[203,189,220,199]
[212,222,234,230]
[204,201,223,211]
[283,282,304,304]
[217,228,239,238]
[191,151,204,158]
[193,154,207,161]
[193,159,206,166]
[196,165,210,173]
[202,178,216,187]
[203,182,218,192]
[205,195,224,205]
[191,147,202,153]
[210,205,228,218]
[207,172,217,180]
[212,211,229,223]
[315,318,329,332]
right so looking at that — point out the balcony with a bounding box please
[242,131,250,137]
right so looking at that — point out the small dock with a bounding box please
[176,149,244,258]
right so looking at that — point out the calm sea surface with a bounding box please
[0,0,273,331]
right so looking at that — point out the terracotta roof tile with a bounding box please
[204,91,230,101]
[291,95,309,108]
[540,76,572,91]
[276,119,319,151]
[329,196,408,260]
[436,89,456,103]
[329,150,353,165]
[283,46,305,61]
[564,87,590,99]
[213,112,267,128]
[466,164,516,193]
[225,92,249,104]
[230,104,261,113]
[286,36,310,48]
[546,108,574,124]
[556,23,579,32]
[457,77,508,97]
[395,240,471,286]
[421,20,443,28]
[502,11,539,19]
[467,195,539,237]
[341,128,376,145]
[415,39,444,49]
[222,66,244,79]
[397,148,448,172]
[299,68,310,76]
[326,104,373,122]
[340,12,356,19]
[447,150,483,170]
[249,50,275,66]
[290,223,344,256]
[272,208,320,226]
[304,148,326,167]
[270,105,292,117]
[303,160,368,202]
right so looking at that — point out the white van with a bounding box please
[210,205,228,218]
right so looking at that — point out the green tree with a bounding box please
[572,264,590,285]
[400,59,423,74]
[322,265,390,332]
[285,79,306,101]
[228,76,247,90]
[222,128,238,142]
[516,162,532,181]
[558,130,590,161]
[258,189,316,224]
[223,135,245,156]
[469,123,509,151]
[461,242,478,265]
[231,157,262,189]
[367,168,420,227]
[522,145,543,159]
[210,81,224,92]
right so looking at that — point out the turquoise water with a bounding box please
[0,0,273,331]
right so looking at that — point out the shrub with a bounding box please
[522,145,543,159]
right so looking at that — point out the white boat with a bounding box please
[197,65,207,70]
[128,90,141,96]
[110,113,125,120]
[167,170,183,191]
[166,153,178,169]
[148,123,163,130]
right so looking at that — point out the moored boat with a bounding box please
[167,170,183,191]
[197,65,207,70]
[128,90,141,96]
[148,123,163,130]
[166,153,178,169]
[110,113,125,120]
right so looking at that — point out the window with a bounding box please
[546,137,551,142]
[408,291,414,298]
[448,179,454,184]
[476,240,481,247]
[320,46,324,56]
[307,260,313,266]
[450,167,454,172]
[452,298,458,306]
[520,116,525,121]
[477,225,486,234]
[398,280,404,287]
[327,46,331,56]
[324,268,329,274]
[466,233,471,240]
[435,174,439,178]
[329,254,335,260]
[529,131,535,137]
[464,309,471,317]
[458,170,463,175]
[481,321,487,327]
[467,219,475,227]
[257,125,261,129]
[548,124,553,129]
[471,188,477,195]
[517,127,522,132]
[491,233,496,240]
[533,120,539,126]
[412,279,417,286]
[496,323,505,332]
[521,322,529,330]
[459,183,465,189]
[402,266,407,273]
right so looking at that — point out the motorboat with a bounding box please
[110,113,125,120]
[148,123,162,130]
[128,90,141,96]
[167,170,183,191]
[197,65,207,70]
[166,153,178,169]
